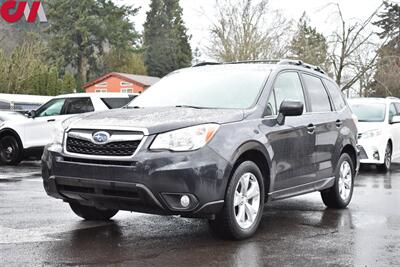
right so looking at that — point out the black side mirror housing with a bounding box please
[27,110,36,118]
[277,100,304,125]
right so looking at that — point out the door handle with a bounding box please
[47,119,55,122]
[307,124,316,134]
[336,120,343,128]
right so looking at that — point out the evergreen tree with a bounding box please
[46,0,140,83]
[62,73,77,93]
[289,13,329,70]
[104,49,147,75]
[143,0,192,77]
[371,1,400,97]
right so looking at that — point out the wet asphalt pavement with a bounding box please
[0,162,399,267]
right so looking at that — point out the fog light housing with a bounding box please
[161,193,198,211]
[373,151,380,160]
[180,195,190,208]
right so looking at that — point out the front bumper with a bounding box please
[357,137,386,164]
[41,143,231,218]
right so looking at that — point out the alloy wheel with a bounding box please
[233,172,261,229]
[385,145,392,169]
[0,137,18,162]
[338,161,352,201]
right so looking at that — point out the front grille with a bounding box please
[66,137,140,157]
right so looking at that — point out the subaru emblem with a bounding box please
[92,131,110,144]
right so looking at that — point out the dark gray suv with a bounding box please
[42,60,359,240]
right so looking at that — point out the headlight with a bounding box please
[51,121,65,145]
[150,124,220,151]
[51,116,82,145]
[360,129,382,139]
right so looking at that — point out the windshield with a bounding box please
[350,103,386,122]
[129,67,269,109]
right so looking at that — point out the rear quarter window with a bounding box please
[325,80,346,111]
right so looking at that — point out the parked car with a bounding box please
[0,93,51,112]
[0,93,137,165]
[348,97,400,172]
[42,60,359,240]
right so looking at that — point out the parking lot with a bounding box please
[0,162,399,266]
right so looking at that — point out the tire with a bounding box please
[377,143,392,172]
[321,153,355,209]
[0,135,23,166]
[209,161,265,240]
[69,203,118,221]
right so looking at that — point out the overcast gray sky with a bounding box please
[118,0,397,55]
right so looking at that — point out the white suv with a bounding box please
[348,97,400,172]
[0,93,137,165]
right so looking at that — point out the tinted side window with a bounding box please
[63,98,94,115]
[266,72,306,116]
[389,103,397,123]
[36,98,66,117]
[302,74,332,112]
[394,103,400,115]
[325,80,346,111]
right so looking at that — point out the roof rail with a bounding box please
[225,60,280,65]
[193,59,327,75]
[278,59,326,75]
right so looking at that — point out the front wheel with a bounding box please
[209,161,265,240]
[0,135,23,165]
[69,203,118,221]
[321,153,355,209]
[377,143,392,172]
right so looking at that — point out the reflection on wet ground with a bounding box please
[0,161,399,266]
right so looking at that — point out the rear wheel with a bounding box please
[69,203,118,221]
[209,161,264,240]
[321,153,354,209]
[377,143,392,172]
[0,135,23,165]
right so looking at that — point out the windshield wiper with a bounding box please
[125,106,142,109]
[175,105,208,109]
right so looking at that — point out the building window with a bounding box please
[95,88,108,93]
[121,81,133,86]
[95,82,108,87]
[120,88,133,93]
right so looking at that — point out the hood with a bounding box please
[356,121,383,134]
[69,107,244,134]
[0,115,28,128]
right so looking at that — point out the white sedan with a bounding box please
[0,93,137,165]
[348,97,400,172]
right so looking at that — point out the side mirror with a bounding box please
[277,100,304,125]
[391,115,400,124]
[27,110,36,118]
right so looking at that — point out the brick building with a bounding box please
[83,72,160,94]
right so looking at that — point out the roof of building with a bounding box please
[83,72,160,89]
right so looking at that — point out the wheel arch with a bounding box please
[341,144,357,170]
[229,141,272,201]
[0,128,24,149]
